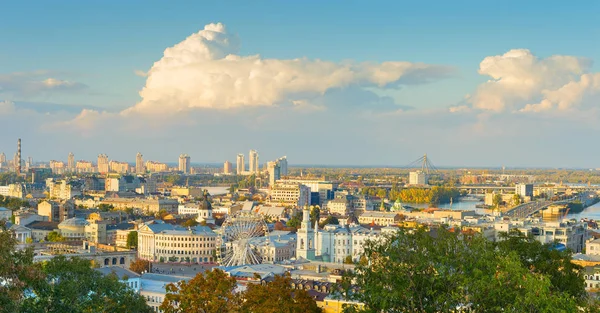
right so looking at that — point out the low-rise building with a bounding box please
[358,211,402,226]
[138,221,218,263]
[327,198,351,216]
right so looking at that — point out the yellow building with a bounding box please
[318,297,364,313]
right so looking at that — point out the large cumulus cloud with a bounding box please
[122,23,453,114]
[467,49,599,112]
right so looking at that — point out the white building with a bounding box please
[327,198,351,216]
[178,154,191,174]
[269,183,310,208]
[139,273,190,312]
[409,171,428,185]
[249,150,259,174]
[586,238,600,256]
[96,267,141,293]
[296,205,316,260]
[236,154,245,175]
[137,221,217,263]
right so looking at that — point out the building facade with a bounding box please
[236,154,245,175]
[269,183,310,208]
[178,154,191,174]
[97,154,109,173]
[137,222,217,263]
[249,150,259,174]
[223,161,232,174]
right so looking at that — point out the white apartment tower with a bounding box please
[67,152,75,172]
[179,154,191,174]
[249,150,259,174]
[267,161,281,186]
[236,154,245,175]
[296,205,315,260]
[136,152,145,174]
[223,161,232,174]
[278,156,288,176]
[97,154,109,173]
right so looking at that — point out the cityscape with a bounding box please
[2,1,600,313]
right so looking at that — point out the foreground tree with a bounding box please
[241,274,322,313]
[0,221,44,313]
[160,268,241,313]
[22,255,151,313]
[126,231,138,249]
[343,227,590,313]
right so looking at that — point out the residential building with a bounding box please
[38,200,74,222]
[137,221,218,263]
[516,183,534,198]
[277,156,288,176]
[96,267,141,293]
[409,171,428,185]
[139,274,190,312]
[267,161,281,186]
[145,161,168,173]
[67,152,75,172]
[249,150,259,174]
[97,154,109,173]
[327,198,351,216]
[76,160,94,173]
[49,160,66,174]
[136,153,144,173]
[223,161,232,174]
[358,211,402,226]
[178,154,190,174]
[47,179,82,200]
[0,183,24,198]
[269,183,310,208]
[105,175,142,192]
[109,160,130,174]
[587,238,600,256]
[236,154,245,175]
[100,197,179,214]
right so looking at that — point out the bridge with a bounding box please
[503,192,596,218]
[459,185,600,195]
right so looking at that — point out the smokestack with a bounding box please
[16,138,21,175]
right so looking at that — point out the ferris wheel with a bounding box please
[218,211,268,267]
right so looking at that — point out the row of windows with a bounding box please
[156,249,212,255]
[157,242,214,248]
[155,236,215,241]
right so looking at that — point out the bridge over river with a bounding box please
[502,192,596,218]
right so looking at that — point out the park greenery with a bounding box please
[0,195,30,211]
[160,269,321,313]
[0,221,151,313]
[341,227,600,313]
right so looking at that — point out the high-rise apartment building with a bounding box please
[236,154,245,175]
[277,156,288,176]
[97,154,109,173]
[249,150,259,174]
[136,152,145,174]
[267,161,281,186]
[223,161,232,174]
[109,160,129,174]
[179,154,191,174]
[145,161,168,173]
[49,160,66,174]
[67,152,75,172]
[76,161,94,173]
[409,171,428,185]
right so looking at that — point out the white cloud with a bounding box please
[0,71,87,97]
[470,49,593,112]
[122,22,453,115]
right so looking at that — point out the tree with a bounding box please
[344,227,589,313]
[160,268,240,313]
[25,237,33,244]
[126,231,138,249]
[318,216,339,228]
[492,193,503,208]
[343,255,354,264]
[309,206,320,228]
[512,194,521,206]
[98,203,114,212]
[241,274,322,313]
[287,212,303,229]
[182,219,199,228]
[130,259,150,275]
[47,231,65,242]
[0,221,44,313]
[22,255,152,313]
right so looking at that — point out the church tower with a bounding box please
[296,205,315,260]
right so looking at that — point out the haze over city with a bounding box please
[1,1,600,167]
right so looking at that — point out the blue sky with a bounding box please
[1,1,600,167]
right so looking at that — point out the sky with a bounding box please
[1,1,600,167]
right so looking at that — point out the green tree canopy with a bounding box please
[22,255,151,313]
[241,274,322,313]
[160,268,241,313]
[47,231,65,242]
[343,227,593,313]
[126,231,138,249]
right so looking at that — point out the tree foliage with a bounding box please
[22,255,151,313]
[309,206,320,228]
[47,231,65,242]
[160,268,241,313]
[343,227,593,313]
[241,274,322,313]
[129,258,150,274]
[0,195,30,211]
[126,231,138,249]
[318,216,339,228]
[287,212,303,229]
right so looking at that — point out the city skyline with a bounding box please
[1,1,600,167]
